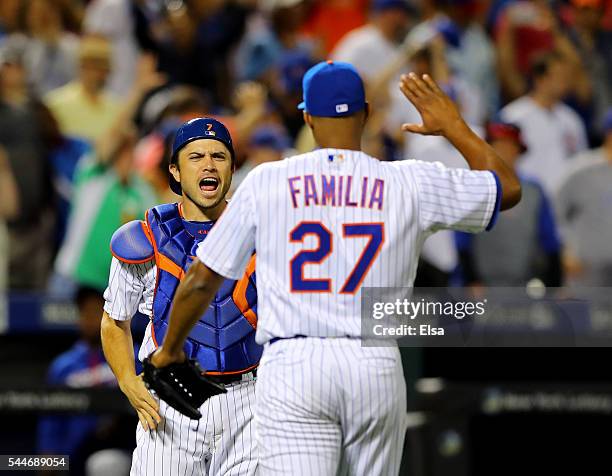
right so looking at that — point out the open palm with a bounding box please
[399,73,464,136]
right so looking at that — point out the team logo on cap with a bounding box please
[204,123,216,136]
[336,104,348,113]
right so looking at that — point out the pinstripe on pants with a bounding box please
[130,376,257,476]
[255,338,407,476]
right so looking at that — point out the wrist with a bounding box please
[118,372,138,391]
[442,118,471,141]
[151,346,185,367]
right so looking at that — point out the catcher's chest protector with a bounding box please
[147,203,262,374]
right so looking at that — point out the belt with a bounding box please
[209,369,257,385]
[269,335,307,345]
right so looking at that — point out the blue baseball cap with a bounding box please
[279,50,315,94]
[169,117,235,195]
[297,61,366,118]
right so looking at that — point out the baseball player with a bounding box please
[150,62,522,475]
[100,118,261,476]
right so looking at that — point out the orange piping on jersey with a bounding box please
[150,321,159,348]
[178,202,185,218]
[232,255,257,329]
[109,248,154,264]
[156,253,185,280]
[140,220,154,246]
[205,362,258,376]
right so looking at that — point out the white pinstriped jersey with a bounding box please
[103,258,156,362]
[103,240,259,476]
[196,148,500,344]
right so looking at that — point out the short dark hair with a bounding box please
[530,51,564,82]
[75,286,104,310]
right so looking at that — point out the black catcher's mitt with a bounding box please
[142,355,227,419]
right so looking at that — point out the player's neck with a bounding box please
[180,198,227,222]
[315,134,362,152]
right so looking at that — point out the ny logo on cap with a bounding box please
[336,104,348,113]
[204,123,216,136]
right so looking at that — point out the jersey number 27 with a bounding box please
[289,222,384,294]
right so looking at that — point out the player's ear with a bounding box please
[303,111,313,129]
[363,102,370,125]
[169,162,180,185]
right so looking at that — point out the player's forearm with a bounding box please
[443,120,522,210]
[161,261,224,358]
[101,312,137,385]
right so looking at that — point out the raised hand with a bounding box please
[399,73,464,136]
[233,81,267,112]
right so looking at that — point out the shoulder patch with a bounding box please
[110,220,155,264]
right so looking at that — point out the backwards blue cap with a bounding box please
[169,117,235,195]
[298,61,366,118]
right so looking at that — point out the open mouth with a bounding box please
[199,177,219,193]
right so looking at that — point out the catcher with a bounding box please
[101,118,261,476]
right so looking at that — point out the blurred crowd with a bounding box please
[0,0,611,297]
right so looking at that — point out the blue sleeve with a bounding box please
[486,171,503,231]
[46,357,68,386]
[537,187,562,253]
[454,231,474,252]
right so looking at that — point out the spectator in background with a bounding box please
[0,34,55,290]
[83,0,140,98]
[500,51,588,196]
[495,0,589,102]
[331,0,417,158]
[51,55,164,295]
[235,0,315,83]
[23,0,80,96]
[0,147,19,292]
[45,35,120,145]
[332,0,413,82]
[36,103,91,250]
[426,0,499,117]
[556,109,612,287]
[268,49,315,138]
[301,0,368,54]
[52,127,157,295]
[0,0,21,38]
[154,0,251,108]
[455,122,562,287]
[230,124,291,193]
[37,286,134,476]
[567,0,612,142]
[387,30,485,154]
